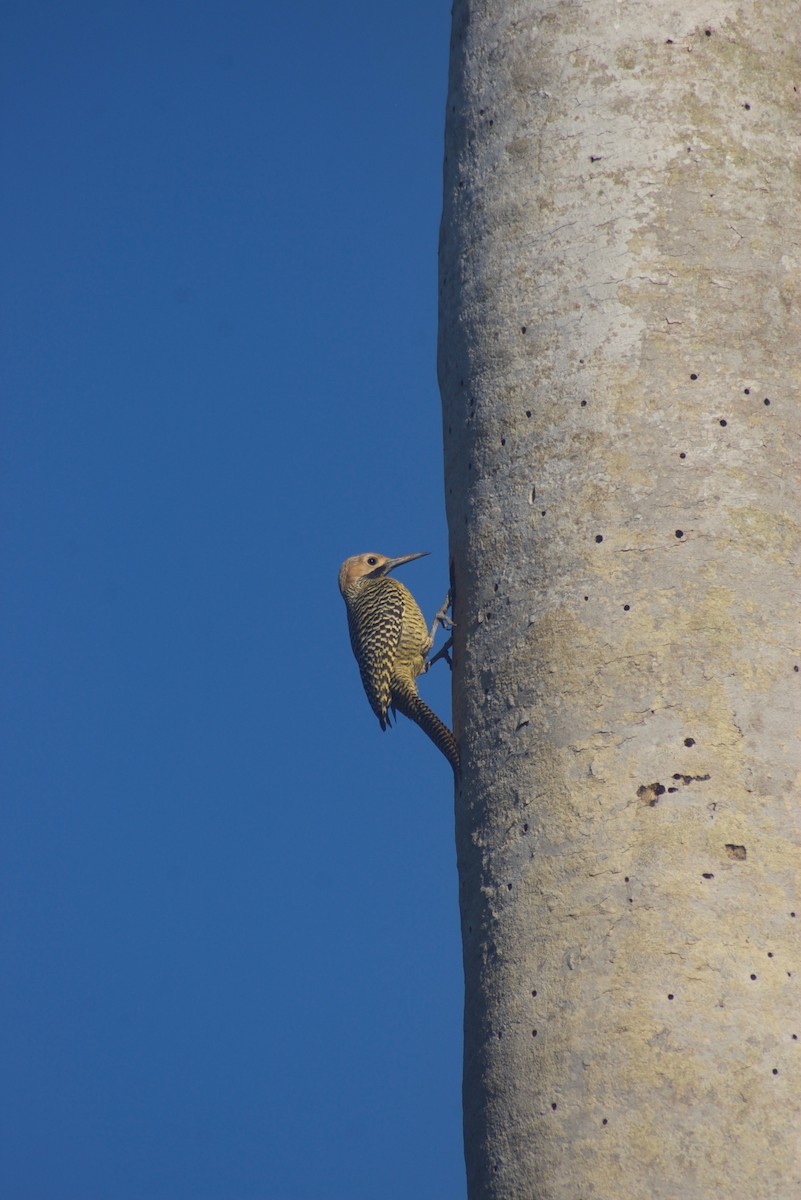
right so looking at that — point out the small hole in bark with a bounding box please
[623,604,630,611]
[580,399,587,406]
[637,783,662,806]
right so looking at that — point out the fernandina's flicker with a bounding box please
[338,552,458,772]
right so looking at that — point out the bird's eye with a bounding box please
[367,556,378,565]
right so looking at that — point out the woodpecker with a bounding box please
[338,552,458,773]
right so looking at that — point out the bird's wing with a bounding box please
[347,580,405,730]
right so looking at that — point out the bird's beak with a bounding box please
[386,551,430,574]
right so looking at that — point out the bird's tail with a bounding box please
[391,677,459,774]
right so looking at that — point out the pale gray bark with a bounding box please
[438,2,800,1197]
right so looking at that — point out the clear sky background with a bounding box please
[1,3,464,1197]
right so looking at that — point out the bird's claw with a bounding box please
[433,589,455,631]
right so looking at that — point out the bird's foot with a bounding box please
[430,590,454,637]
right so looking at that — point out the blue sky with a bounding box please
[1,3,464,1197]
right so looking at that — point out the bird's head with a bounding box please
[338,551,429,595]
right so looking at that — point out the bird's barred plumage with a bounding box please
[339,552,459,773]
[344,576,424,729]
[389,676,460,772]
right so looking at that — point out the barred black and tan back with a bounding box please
[344,576,409,729]
[338,551,459,773]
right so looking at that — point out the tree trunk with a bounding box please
[438,2,800,1197]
